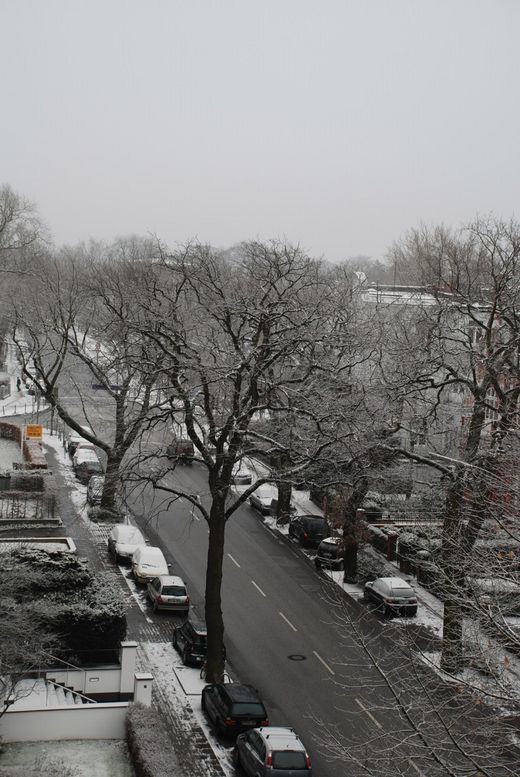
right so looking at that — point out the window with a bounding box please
[230,702,266,716]
[162,585,186,596]
[272,751,307,769]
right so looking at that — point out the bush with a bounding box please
[2,551,127,662]
[88,505,125,523]
[126,702,180,777]
[357,545,399,584]
[31,573,127,660]
[5,548,92,592]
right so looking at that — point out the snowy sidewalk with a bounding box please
[0,340,47,419]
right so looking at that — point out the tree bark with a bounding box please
[204,494,227,683]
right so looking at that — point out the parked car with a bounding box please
[315,536,344,570]
[232,468,253,485]
[74,441,96,459]
[66,425,93,456]
[87,475,104,505]
[74,453,104,484]
[147,575,190,613]
[172,618,207,665]
[201,683,269,737]
[108,524,147,564]
[288,515,328,548]
[249,486,277,515]
[363,576,418,618]
[234,726,312,776]
[132,545,169,584]
[166,439,195,464]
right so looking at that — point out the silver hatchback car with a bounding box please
[234,727,312,777]
[147,575,190,614]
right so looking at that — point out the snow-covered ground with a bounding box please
[0,739,135,777]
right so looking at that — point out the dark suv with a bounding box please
[172,619,207,666]
[315,536,344,570]
[288,515,328,548]
[201,683,269,737]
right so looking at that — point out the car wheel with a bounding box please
[201,692,208,714]
[182,647,190,666]
[233,746,241,766]
[172,631,178,649]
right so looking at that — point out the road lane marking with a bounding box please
[355,698,382,729]
[408,760,428,777]
[279,612,297,631]
[228,553,241,568]
[313,650,335,675]
[251,580,266,597]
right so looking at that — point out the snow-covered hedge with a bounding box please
[126,702,180,777]
[2,549,127,660]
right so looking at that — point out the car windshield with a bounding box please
[162,586,186,597]
[272,751,307,769]
[231,702,266,717]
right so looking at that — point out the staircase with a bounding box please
[7,678,95,710]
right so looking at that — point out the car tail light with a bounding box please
[157,595,164,604]
[186,596,190,605]
[260,718,269,726]
[224,717,236,727]
[266,753,273,766]
[303,532,308,540]
[305,753,312,768]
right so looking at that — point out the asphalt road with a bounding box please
[17,353,516,776]
[125,463,440,777]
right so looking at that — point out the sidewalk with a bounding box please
[0,340,47,420]
[42,431,229,777]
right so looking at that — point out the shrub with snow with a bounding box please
[126,702,179,777]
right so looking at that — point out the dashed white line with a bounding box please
[279,612,297,631]
[408,759,428,777]
[312,650,335,675]
[355,698,382,729]
[228,553,241,568]
[251,580,266,597]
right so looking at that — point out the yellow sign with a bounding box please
[25,424,43,439]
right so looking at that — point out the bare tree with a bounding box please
[124,239,365,681]
[11,240,164,516]
[380,217,520,674]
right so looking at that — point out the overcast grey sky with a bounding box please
[2,1,519,262]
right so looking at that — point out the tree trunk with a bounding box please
[343,538,358,582]
[204,495,227,683]
[440,597,464,673]
[439,472,466,673]
[100,451,122,513]
[276,481,292,525]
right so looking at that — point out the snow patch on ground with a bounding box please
[0,739,135,776]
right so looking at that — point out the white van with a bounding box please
[132,545,169,584]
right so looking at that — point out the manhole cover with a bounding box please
[288,654,307,661]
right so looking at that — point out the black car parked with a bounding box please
[288,515,328,548]
[314,536,344,570]
[201,683,269,737]
[172,619,207,666]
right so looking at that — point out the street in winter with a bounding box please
[1,3,520,776]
